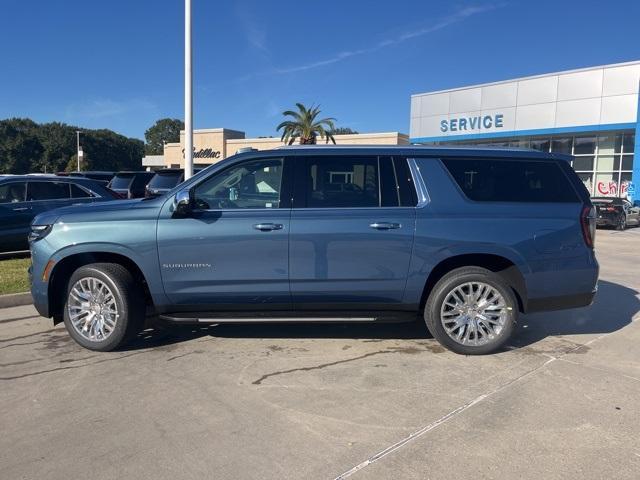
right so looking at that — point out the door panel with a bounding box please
[290,207,416,308]
[289,155,416,309]
[0,182,31,252]
[158,209,291,307]
[157,157,292,309]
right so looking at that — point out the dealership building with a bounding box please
[410,61,639,200]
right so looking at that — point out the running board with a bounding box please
[158,311,415,324]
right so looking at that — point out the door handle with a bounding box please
[12,207,30,212]
[253,223,283,231]
[369,222,401,230]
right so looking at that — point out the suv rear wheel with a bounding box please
[424,267,517,355]
[63,263,144,351]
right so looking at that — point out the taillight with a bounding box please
[581,205,596,248]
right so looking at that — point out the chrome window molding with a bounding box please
[407,158,430,207]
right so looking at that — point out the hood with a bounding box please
[32,198,163,226]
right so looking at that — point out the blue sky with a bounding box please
[1,0,639,140]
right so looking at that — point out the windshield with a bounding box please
[109,174,134,189]
[148,172,182,189]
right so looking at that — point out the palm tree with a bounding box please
[276,103,337,145]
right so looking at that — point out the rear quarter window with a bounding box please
[441,158,579,203]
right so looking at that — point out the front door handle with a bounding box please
[369,222,401,230]
[253,223,283,231]
[12,207,30,212]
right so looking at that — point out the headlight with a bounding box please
[29,224,52,242]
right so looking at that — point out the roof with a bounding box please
[263,144,573,161]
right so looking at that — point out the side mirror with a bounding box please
[173,189,192,216]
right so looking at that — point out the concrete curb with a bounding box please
[0,292,33,309]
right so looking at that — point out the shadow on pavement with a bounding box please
[123,280,639,352]
[511,279,639,349]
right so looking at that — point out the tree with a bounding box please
[144,118,184,154]
[331,127,358,135]
[276,103,336,145]
[0,118,144,174]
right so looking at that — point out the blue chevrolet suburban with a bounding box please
[29,146,599,354]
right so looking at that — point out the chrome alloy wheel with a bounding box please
[67,277,119,342]
[440,282,508,346]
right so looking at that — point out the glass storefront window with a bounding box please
[577,172,593,193]
[594,172,619,197]
[596,155,619,171]
[530,138,550,152]
[551,137,572,153]
[622,134,634,153]
[621,155,634,171]
[572,156,594,171]
[620,172,633,197]
[598,135,617,155]
[574,136,596,155]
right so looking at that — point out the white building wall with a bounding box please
[410,61,640,141]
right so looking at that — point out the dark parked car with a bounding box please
[592,196,640,230]
[29,146,598,354]
[145,168,203,198]
[0,176,118,252]
[146,169,184,198]
[107,171,154,199]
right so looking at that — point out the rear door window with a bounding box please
[441,158,579,203]
[303,156,380,208]
[70,183,93,198]
[0,182,27,203]
[27,181,71,201]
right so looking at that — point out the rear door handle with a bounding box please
[12,207,30,212]
[369,222,401,230]
[253,223,283,231]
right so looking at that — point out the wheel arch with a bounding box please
[419,253,527,313]
[48,251,154,324]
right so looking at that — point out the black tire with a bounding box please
[424,267,518,355]
[616,214,626,231]
[63,263,145,351]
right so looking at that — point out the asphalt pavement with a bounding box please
[1,228,639,479]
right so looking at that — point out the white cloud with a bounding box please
[65,98,156,119]
[262,4,502,75]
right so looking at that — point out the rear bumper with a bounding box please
[596,217,617,227]
[526,288,597,313]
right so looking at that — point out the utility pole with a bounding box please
[184,0,193,179]
[76,130,82,171]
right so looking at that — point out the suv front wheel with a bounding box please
[425,267,517,355]
[63,263,144,351]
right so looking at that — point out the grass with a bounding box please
[0,257,31,295]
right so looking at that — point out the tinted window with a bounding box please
[132,173,154,189]
[305,156,379,208]
[0,182,27,203]
[70,183,92,198]
[194,158,283,209]
[148,172,182,189]
[442,158,579,203]
[109,174,134,189]
[28,181,70,201]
